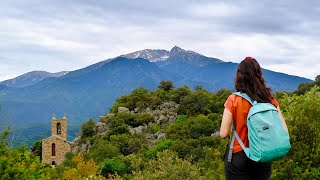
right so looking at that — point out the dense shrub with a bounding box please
[80,118,96,141]
[99,159,128,177]
[145,139,173,158]
[89,139,120,163]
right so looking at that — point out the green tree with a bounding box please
[145,139,173,158]
[111,87,151,112]
[272,86,320,179]
[99,159,128,177]
[0,128,61,179]
[194,85,205,91]
[30,140,42,160]
[158,80,174,92]
[179,90,213,116]
[170,86,192,103]
[132,150,205,179]
[89,139,120,163]
[210,89,232,114]
[80,118,96,142]
[315,75,320,82]
[109,133,145,156]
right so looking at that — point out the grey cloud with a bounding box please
[0,0,319,80]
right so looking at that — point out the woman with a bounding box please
[220,57,288,180]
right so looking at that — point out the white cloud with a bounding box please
[186,2,245,18]
[0,0,319,81]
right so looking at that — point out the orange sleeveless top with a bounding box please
[224,94,279,153]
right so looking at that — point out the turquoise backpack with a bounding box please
[227,92,291,163]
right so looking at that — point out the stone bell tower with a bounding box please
[51,114,67,140]
[42,114,72,165]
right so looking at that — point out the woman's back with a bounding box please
[224,94,279,153]
[219,57,288,180]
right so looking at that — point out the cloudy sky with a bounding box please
[0,0,319,81]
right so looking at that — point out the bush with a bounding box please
[80,118,96,141]
[158,80,174,92]
[132,150,205,179]
[89,139,120,163]
[145,139,173,158]
[170,86,192,103]
[99,159,128,177]
[179,90,213,116]
[109,134,145,156]
[166,115,214,140]
[148,123,160,134]
[272,86,320,179]
[136,113,154,125]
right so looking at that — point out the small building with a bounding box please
[42,114,72,165]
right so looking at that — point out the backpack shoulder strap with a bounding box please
[228,93,252,162]
[233,92,255,105]
[227,123,248,162]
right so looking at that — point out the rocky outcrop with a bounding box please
[72,102,179,153]
[146,101,178,125]
[96,122,110,136]
[118,107,129,113]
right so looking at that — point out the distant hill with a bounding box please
[0,71,69,88]
[0,46,312,146]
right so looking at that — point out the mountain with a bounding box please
[0,71,69,88]
[121,46,222,65]
[0,46,312,146]
[121,49,169,62]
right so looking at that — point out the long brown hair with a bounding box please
[235,57,273,103]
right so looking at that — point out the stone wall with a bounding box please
[42,135,71,165]
[51,117,67,140]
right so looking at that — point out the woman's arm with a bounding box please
[220,108,233,139]
[277,106,288,131]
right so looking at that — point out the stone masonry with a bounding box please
[42,115,72,165]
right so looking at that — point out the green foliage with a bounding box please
[63,152,77,168]
[145,139,173,158]
[105,115,130,138]
[0,127,10,154]
[207,113,222,131]
[89,139,120,163]
[175,115,187,124]
[0,128,63,179]
[110,133,145,156]
[132,150,207,179]
[158,80,174,91]
[186,115,214,139]
[179,90,213,115]
[293,75,320,95]
[80,118,96,141]
[148,123,160,134]
[170,86,191,103]
[111,87,151,112]
[273,91,291,100]
[166,115,215,140]
[118,112,138,127]
[196,147,225,179]
[99,159,128,177]
[194,85,205,91]
[30,140,42,160]
[272,86,320,179]
[136,113,154,125]
[210,89,232,113]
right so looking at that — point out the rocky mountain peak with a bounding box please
[121,49,170,62]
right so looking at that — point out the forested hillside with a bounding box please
[1,80,320,179]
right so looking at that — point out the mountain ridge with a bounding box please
[0,71,69,88]
[0,46,313,146]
